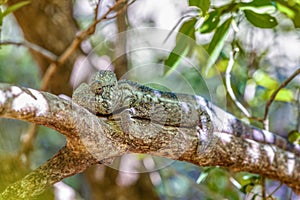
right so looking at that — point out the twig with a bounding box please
[296,88,300,132]
[94,0,101,21]
[163,13,199,44]
[225,48,251,117]
[263,68,300,121]
[40,0,127,91]
[0,41,58,158]
[0,40,57,61]
[267,182,283,198]
[261,176,266,200]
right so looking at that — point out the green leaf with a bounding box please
[165,18,197,74]
[0,7,3,27]
[288,130,300,144]
[177,18,197,42]
[164,44,189,74]
[239,0,276,14]
[3,1,30,17]
[268,88,294,102]
[276,2,296,18]
[275,0,300,28]
[199,10,220,33]
[253,70,278,89]
[189,0,210,15]
[244,10,278,28]
[206,17,232,72]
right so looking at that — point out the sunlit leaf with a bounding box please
[0,7,3,25]
[276,2,296,18]
[244,10,278,28]
[275,0,300,27]
[239,0,276,14]
[177,18,197,42]
[3,1,30,17]
[199,10,220,33]
[288,130,300,144]
[165,18,197,74]
[189,0,210,15]
[253,70,278,89]
[206,17,232,73]
[267,88,294,102]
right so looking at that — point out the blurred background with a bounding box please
[0,0,300,199]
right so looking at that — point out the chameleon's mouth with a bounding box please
[97,107,199,128]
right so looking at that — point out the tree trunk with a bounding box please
[8,0,80,95]
[6,0,159,199]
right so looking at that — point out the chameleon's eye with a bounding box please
[94,87,103,95]
[90,82,104,94]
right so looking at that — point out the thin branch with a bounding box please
[40,0,128,91]
[263,68,300,121]
[94,0,101,21]
[225,48,251,117]
[261,176,266,200]
[268,182,283,198]
[0,40,58,159]
[163,13,199,44]
[0,40,57,61]
[296,88,300,132]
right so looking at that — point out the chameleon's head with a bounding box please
[90,70,120,114]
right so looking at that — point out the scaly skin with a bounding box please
[73,70,300,155]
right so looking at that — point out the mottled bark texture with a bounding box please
[8,0,80,95]
[0,84,299,200]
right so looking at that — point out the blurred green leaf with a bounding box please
[165,18,197,74]
[0,8,3,26]
[239,0,276,14]
[244,10,278,28]
[176,18,197,42]
[2,1,30,17]
[288,130,300,144]
[206,17,232,72]
[268,88,294,102]
[0,1,30,39]
[189,0,210,15]
[199,10,220,33]
[253,70,278,89]
[276,0,300,28]
[276,2,296,18]
[239,174,261,194]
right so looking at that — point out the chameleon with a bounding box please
[73,70,300,155]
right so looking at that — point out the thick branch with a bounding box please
[0,146,97,200]
[0,84,299,198]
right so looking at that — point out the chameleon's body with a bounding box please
[73,70,300,155]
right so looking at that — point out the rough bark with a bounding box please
[0,84,299,199]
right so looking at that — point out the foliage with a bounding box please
[164,0,300,73]
[0,0,300,199]
[162,0,300,198]
[0,1,30,34]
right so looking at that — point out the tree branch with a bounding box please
[0,84,299,199]
[263,68,300,121]
[40,0,127,91]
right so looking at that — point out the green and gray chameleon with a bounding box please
[73,70,300,155]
